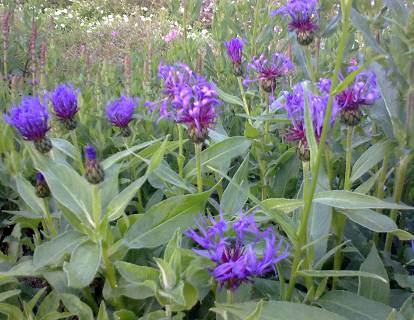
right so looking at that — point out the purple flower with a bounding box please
[319,62,380,126]
[106,96,138,137]
[4,96,50,141]
[50,83,79,130]
[152,63,220,143]
[84,145,104,184]
[185,210,289,290]
[224,38,244,75]
[271,0,319,46]
[244,53,294,94]
[275,82,336,161]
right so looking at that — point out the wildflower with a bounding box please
[185,210,289,291]
[244,53,294,95]
[224,38,244,76]
[35,172,50,198]
[319,62,380,126]
[271,0,319,46]
[275,83,336,161]
[4,96,52,153]
[162,27,180,43]
[84,145,104,184]
[49,83,79,130]
[106,96,138,137]
[151,63,220,143]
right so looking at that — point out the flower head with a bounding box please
[275,82,336,161]
[84,145,104,184]
[4,96,52,153]
[244,53,294,94]
[224,38,244,75]
[185,210,289,290]
[271,0,319,46]
[106,96,138,137]
[50,83,79,130]
[152,63,220,143]
[35,172,50,198]
[319,62,380,126]
[163,27,180,43]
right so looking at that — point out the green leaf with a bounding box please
[106,175,147,221]
[318,290,406,320]
[60,294,94,320]
[37,291,60,319]
[124,191,211,249]
[340,209,398,233]
[0,289,20,302]
[33,231,87,269]
[351,140,393,183]
[15,175,46,216]
[303,85,318,169]
[298,270,388,283]
[101,139,160,170]
[147,136,169,174]
[0,302,24,319]
[184,137,251,178]
[29,149,94,227]
[155,257,176,290]
[39,311,72,320]
[221,156,250,215]
[152,160,195,193]
[115,261,159,284]
[217,87,244,107]
[116,282,157,300]
[97,302,109,320]
[358,244,389,304]
[261,198,304,214]
[313,191,413,210]
[212,301,348,320]
[63,240,102,288]
[51,138,77,160]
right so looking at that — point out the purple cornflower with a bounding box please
[150,63,220,143]
[106,96,138,137]
[35,172,50,198]
[185,210,289,290]
[4,96,52,153]
[84,145,104,184]
[271,0,319,46]
[244,53,294,95]
[49,83,79,130]
[224,38,244,76]
[319,61,380,126]
[275,82,337,161]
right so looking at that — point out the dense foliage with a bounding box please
[0,0,414,319]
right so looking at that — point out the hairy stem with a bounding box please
[195,143,203,193]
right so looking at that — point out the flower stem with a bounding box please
[178,124,185,179]
[195,143,203,193]
[332,126,353,289]
[285,2,350,300]
[102,242,117,289]
[226,289,234,304]
[165,305,172,319]
[92,185,102,228]
[384,154,413,253]
[43,199,57,238]
[70,130,84,175]
[237,77,252,125]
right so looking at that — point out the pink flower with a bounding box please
[163,28,180,43]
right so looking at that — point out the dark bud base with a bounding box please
[297,30,315,46]
[34,137,52,153]
[85,161,105,184]
[340,108,362,126]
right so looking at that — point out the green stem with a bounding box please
[178,124,185,179]
[102,243,117,289]
[195,143,203,193]
[70,130,84,175]
[302,161,313,291]
[92,185,102,229]
[165,305,172,320]
[305,46,316,82]
[373,152,390,246]
[384,154,412,253]
[285,5,350,300]
[43,199,57,238]
[82,288,99,314]
[237,77,252,125]
[226,289,233,304]
[332,126,354,289]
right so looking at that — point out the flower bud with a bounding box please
[84,145,104,184]
[35,172,50,198]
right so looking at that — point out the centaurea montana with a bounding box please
[319,62,380,126]
[4,96,52,153]
[49,83,79,130]
[185,210,289,291]
[35,172,50,198]
[271,0,319,46]
[275,82,337,161]
[106,96,138,137]
[224,38,244,76]
[151,63,220,143]
[244,53,294,96]
[84,145,104,184]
